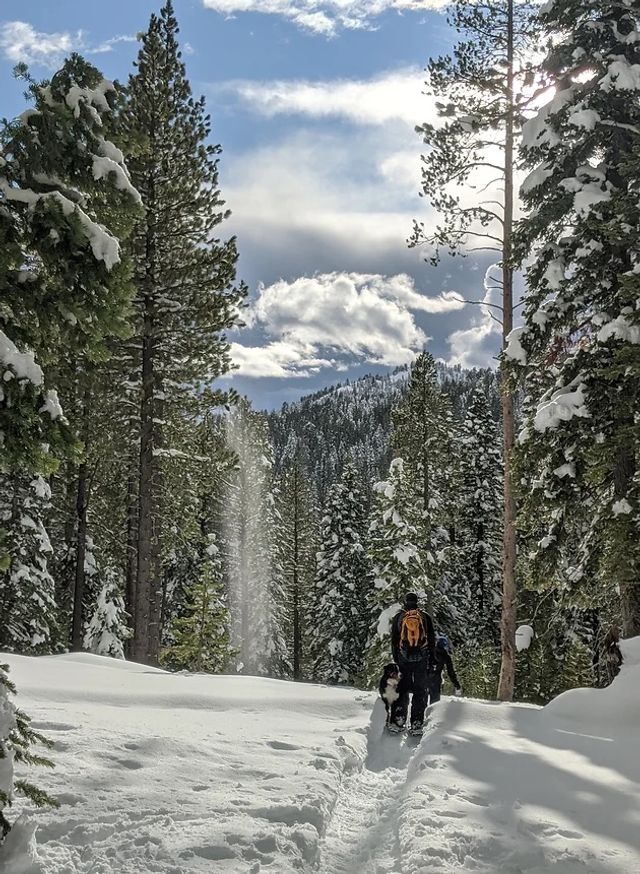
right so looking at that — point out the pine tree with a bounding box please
[276,460,318,680]
[0,56,140,573]
[311,463,372,685]
[363,457,428,686]
[0,663,56,844]
[411,0,538,700]
[510,0,640,638]
[123,1,245,665]
[391,352,458,624]
[265,491,294,679]
[162,535,231,673]
[458,387,503,646]
[83,568,131,659]
[0,477,56,654]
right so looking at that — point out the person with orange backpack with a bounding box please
[388,591,436,735]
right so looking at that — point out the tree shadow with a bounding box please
[414,698,640,872]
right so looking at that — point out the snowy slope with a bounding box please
[2,651,640,873]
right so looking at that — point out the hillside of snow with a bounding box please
[2,648,640,873]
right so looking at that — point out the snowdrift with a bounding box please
[1,653,371,873]
[1,647,639,873]
[544,636,640,729]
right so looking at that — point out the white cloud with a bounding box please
[202,0,444,36]
[231,272,463,377]
[0,20,136,68]
[92,34,138,55]
[222,129,432,267]
[379,148,423,194]
[0,21,81,67]
[447,264,502,368]
[224,68,428,125]
[230,340,335,378]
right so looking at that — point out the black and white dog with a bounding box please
[379,663,401,725]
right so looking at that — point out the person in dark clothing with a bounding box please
[388,592,436,734]
[428,634,462,704]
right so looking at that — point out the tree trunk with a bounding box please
[614,443,640,637]
[476,522,485,618]
[135,300,161,665]
[239,495,249,672]
[133,155,164,666]
[147,386,165,663]
[125,439,139,658]
[420,377,434,614]
[621,584,640,638]
[124,353,141,658]
[292,467,301,681]
[60,463,78,643]
[71,463,88,651]
[497,0,518,702]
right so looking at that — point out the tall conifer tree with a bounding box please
[124,2,245,664]
[276,461,317,680]
[458,387,503,646]
[0,55,140,639]
[363,457,427,685]
[509,0,640,637]
[162,534,231,672]
[411,0,537,699]
[391,352,457,621]
[311,463,372,685]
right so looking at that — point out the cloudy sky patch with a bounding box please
[0,0,504,408]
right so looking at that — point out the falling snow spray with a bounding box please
[223,403,273,674]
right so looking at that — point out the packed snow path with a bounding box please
[2,650,640,873]
[320,695,640,874]
[317,709,420,874]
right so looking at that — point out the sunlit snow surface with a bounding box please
[2,650,640,873]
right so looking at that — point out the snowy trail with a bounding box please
[2,652,640,873]
[317,701,420,874]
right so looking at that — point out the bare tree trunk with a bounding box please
[147,387,164,663]
[614,444,640,637]
[133,153,165,667]
[134,309,154,663]
[292,466,301,681]
[125,441,139,658]
[135,297,162,665]
[71,463,88,651]
[124,357,141,658]
[497,0,518,702]
[420,377,434,614]
[239,492,249,672]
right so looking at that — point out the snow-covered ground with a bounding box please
[2,645,640,873]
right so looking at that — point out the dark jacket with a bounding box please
[433,647,460,689]
[391,608,436,666]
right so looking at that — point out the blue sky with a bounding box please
[0,1,503,410]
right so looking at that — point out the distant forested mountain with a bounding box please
[267,362,500,505]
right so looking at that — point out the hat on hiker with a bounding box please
[404,592,419,608]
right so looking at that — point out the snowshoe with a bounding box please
[408,721,424,737]
[386,721,405,734]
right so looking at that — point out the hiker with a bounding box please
[388,592,436,735]
[428,633,462,705]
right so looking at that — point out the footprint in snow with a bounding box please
[184,845,237,861]
[115,758,144,770]
[266,740,301,751]
[55,792,85,807]
[32,721,76,732]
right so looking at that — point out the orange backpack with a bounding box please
[399,609,426,653]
